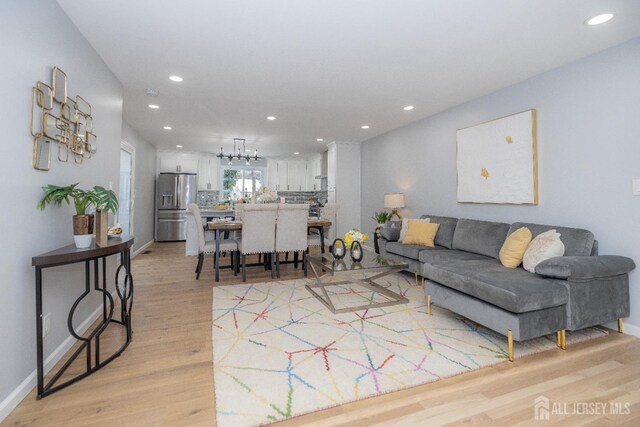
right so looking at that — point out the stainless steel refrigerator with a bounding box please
[155,172,197,241]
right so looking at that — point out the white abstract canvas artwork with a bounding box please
[457,109,538,204]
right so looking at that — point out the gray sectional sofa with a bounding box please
[378,215,635,361]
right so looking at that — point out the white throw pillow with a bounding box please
[400,217,430,243]
[522,230,565,273]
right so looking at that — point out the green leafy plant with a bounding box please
[93,185,119,214]
[37,183,118,215]
[371,210,391,224]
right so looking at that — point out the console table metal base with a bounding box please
[32,237,134,399]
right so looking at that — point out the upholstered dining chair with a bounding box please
[308,202,338,253]
[189,203,238,280]
[238,204,278,282]
[275,204,309,278]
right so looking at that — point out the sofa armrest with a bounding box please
[535,255,636,280]
[380,227,400,242]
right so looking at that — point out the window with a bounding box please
[222,167,264,201]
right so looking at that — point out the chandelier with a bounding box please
[217,138,261,166]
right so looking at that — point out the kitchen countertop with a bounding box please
[198,208,234,215]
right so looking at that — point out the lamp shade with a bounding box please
[384,193,405,209]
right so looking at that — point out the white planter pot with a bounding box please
[73,234,94,249]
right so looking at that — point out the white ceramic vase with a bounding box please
[73,234,94,249]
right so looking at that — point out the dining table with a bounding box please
[207,218,332,281]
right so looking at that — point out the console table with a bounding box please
[32,236,134,399]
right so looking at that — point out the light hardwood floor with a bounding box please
[4,242,640,426]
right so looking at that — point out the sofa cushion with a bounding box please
[418,248,491,264]
[386,241,432,260]
[423,259,569,313]
[403,221,439,247]
[380,227,400,242]
[509,222,595,256]
[499,226,533,268]
[451,218,510,259]
[421,215,458,249]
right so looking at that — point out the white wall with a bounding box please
[122,121,157,253]
[361,38,640,327]
[0,0,123,419]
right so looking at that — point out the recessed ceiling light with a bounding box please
[169,75,183,82]
[317,138,324,142]
[176,145,183,148]
[361,125,370,129]
[267,116,276,120]
[403,105,414,111]
[163,126,172,130]
[245,149,251,152]
[586,13,614,26]
[294,152,300,155]
[148,104,159,109]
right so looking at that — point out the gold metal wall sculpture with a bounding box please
[30,66,96,170]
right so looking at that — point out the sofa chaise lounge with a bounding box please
[378,215,635,361]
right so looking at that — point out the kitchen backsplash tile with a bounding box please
[277,190,328,205]
[197,190,219,208]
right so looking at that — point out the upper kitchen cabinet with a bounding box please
[159,152,198,173]
[287,159,307,191]
[267,158,321,191]
[306,154,322,191]
[276,160,288,191]
[266,159,287,191]
[197,156,220,191]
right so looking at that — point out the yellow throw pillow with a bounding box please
[499,227,533,268]
[402,221,440,247]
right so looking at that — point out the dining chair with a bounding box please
[275,204,309,278]
[189,203,238,280]
[238,204,278,282]
[308,202,338,253]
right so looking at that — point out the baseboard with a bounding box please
[0,296,113,422]
[132,240,154,258]
[604,319,640,337]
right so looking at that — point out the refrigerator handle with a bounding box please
[176,175,182,210]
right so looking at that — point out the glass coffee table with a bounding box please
[305,251,409,314]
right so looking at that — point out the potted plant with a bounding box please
[371,211,391,229]
[37,183,118,248]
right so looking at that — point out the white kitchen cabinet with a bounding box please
[306,155,321,191]
[159,153,199,173]
[197,156,220,191]
[267,159,278,190]
[287,159,307,191]
[276,160,288,191]
[327,144,337,192]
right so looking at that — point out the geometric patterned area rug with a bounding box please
[212,273,607,426]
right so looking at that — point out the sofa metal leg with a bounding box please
[421,276,425,289]
[556,330,566,350]
[508,330,514,362]
[618,318,624,334]
[427,294,431,317]
[414,273,418,286]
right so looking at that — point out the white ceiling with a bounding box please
[57,0,640,157]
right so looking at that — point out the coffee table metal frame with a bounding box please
[305,254,409,314]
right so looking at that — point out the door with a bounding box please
[177,174,197,209]
[157,174,179,210]
[277,160,288,191]
[267,160,278,190]
[178,158,198,174]
[119,142,135,237]
[159,153,179,172]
